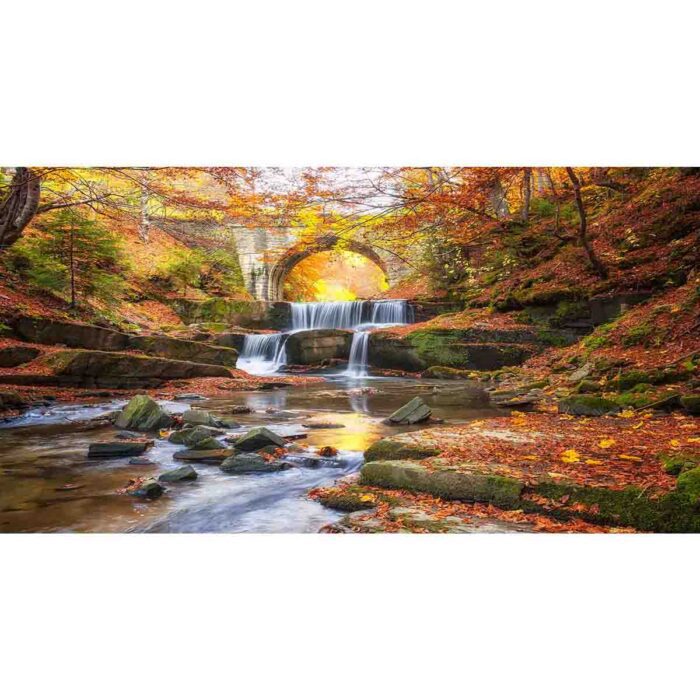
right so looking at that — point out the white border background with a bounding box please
[3,1,700,698]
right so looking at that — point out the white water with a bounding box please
[237,300,411,377]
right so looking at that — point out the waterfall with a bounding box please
[346,331,370,378]
[236,333,288,375]
[237,299,410,376]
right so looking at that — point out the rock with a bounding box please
[676,467,700,504]
[421,366,474,379]
[0,390,27,410]
[173,448,234,462]
[680,395,700,415]
[158,465,198,482]
[567,362,593,383]
[130,480,164,499]
[44,350,232,388]
[302,421,346,429]
[229,405,252,414]
[174,393,207,401]
[215,417,241,428]
[284,329,352,365]
[220,453,290,473]
[181,409,219,427]
[129,457,156,466]
[385,396,432,425]
[364,439,440,462]
[558,396,621,417]
[116,430,142,439]
[192,437,225,450]
[115,395,173,431]
[660,452,700,475]
[88,441,152,458]
[0,345,41,367]
[168,425,225,446]
[128,335,238,367]
[575,379,601,394]
[14,316,131,350]
[233,426,286,452]
[360,460,523,507]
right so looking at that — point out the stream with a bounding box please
[0,300,507,533]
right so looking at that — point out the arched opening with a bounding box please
[267,236,391,301]
[283,249,388,301]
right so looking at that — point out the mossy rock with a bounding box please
[364,439,440,463]
[422,366,473,379]
[676,468,700,504]
[558,396,621,416]
[680,395,700,415]
[360,460,523,508]
[660,452,700,476]
[316,487,378,512]
[610,370,657,391]
[613,392,654,409]
[532,481,700,532]
[575,380,601,394]
[114,395,173,431]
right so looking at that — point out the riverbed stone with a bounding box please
[364,439,440,462]
[88,441,152,458]
[158,465,198,482]
[360,460,523,507]
[385,396,432,425]
[181,409,219,427]
[115,395,173,431]
[220,452,289,473]
[130,479,164,499]
[169,425,225,446]
[232,426,286,452]
[192,437,225,450]
[173,448,234,462]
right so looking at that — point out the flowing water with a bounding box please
[0,376,505,533]
[236,299,411,376]
[0,300,517,533]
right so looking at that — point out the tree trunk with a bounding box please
[0,167,41,250]
[69,228,76,308]
[565,167,608,279]
[521,167,532,222]
[139,179,150,243]
[489,178,510,219]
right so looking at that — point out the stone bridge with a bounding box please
[154,218,411,300]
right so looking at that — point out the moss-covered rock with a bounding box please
[128,336,238,367]
[360,460,523,508]
[0,345,42,368]
[575,379,601,394]
[315,487,378,512]
[675,468,700,504]
[364,439,440,463]
[660,452,700,475]
[680,395,700,415]
[558,396,621,416]
[158,465,198,482]
[114,395,173,431]
[421,366,474,379]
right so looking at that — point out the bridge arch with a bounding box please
[267,235,390,301]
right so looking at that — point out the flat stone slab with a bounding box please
[385,396,432,425]
[173,448,234,463]
[89,441,153,458]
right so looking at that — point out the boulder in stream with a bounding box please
[89,441,152,458]
[220,453,290,473]
[168,425,225,446]
[158,465,198,482]
[115,395,173,431]
[232,426,286,452]
[129,479,164,499]
[385,397,432,425]
[173,448,234,462]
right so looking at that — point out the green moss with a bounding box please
[532,482,700,532]
[360,460,523,508]
[364,439,440,463]
[611,370,656,390]
[558,395,621,416]
[660,452,700,476]
[535,329,570,347]
[575,380,601,394]
[422,366,473,379]
[676,468,700,504]
[613,392,653,409]
[407,330,469,368]
[316,487,378,512]
[680,395,700,415]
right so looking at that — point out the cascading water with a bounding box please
[236,299,410,377]
[236,333,287,375]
